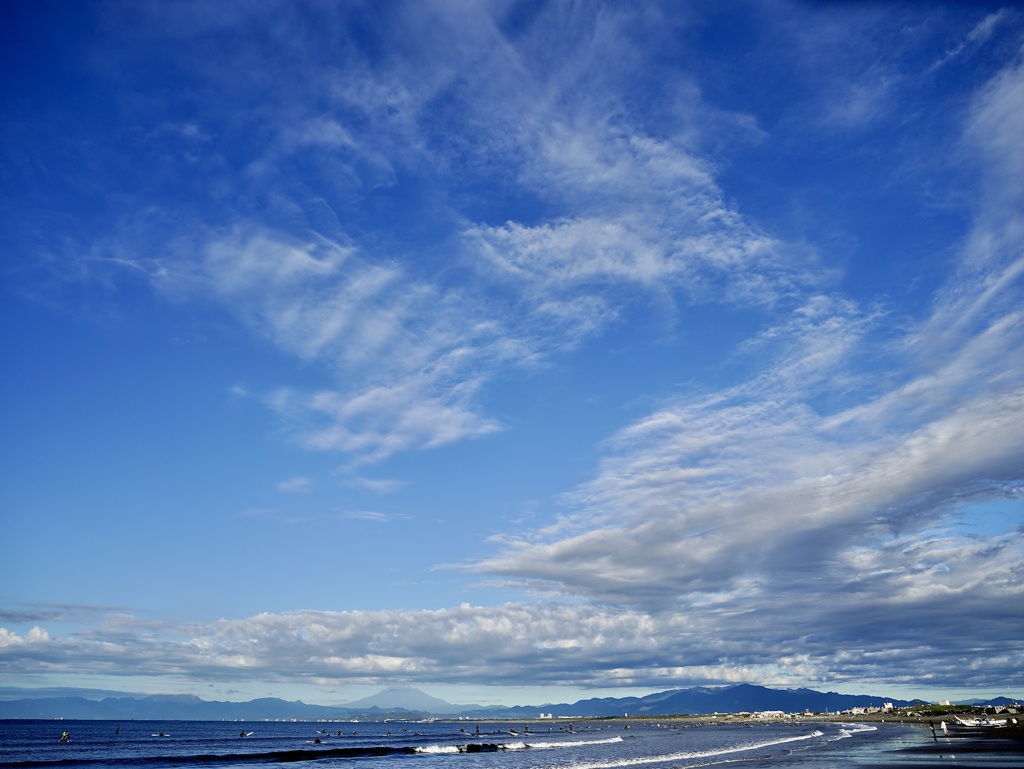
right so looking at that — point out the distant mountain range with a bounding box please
[0,683,985,721]
[341,686,461,713]
[467,684,922,719]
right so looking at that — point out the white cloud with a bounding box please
[268,374,503,465]
[930,9,1016,72]
[455,48,1024,689]
[338,475,406,494]
[465,120,809,318]
[4,564,1020,692]
[156,37,814,468]
[337,510,411,523]
[0,627,50,648]
[460,128,813,359]
[6,1,1021,699]
[276,476,313,494]
[49,1,826,471]
[468,260,1023,607]
[160,226,520,464]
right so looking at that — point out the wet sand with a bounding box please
[887,728,1023,768]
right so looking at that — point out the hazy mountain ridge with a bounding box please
[457,684,921,719]
[0,683,976,720]
[341,686,470,713]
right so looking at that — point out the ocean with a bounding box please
[1,718,1020,769]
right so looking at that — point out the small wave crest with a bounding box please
[526,736,624,749]
[835,723,877,740]
[819,722,878,743]
[564,730,823,769]
[841,723,877,733]
[414,745,462,754]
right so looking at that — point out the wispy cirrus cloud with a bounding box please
[84,3,819,471]
[2,1,1023,704]
[337,510,411,524]
[276,476,313,494]
[462,70,819,335]
[470,234,1023,606]
[460,51,1024,687]
[157,226,516,464]
[930,9,1017,73]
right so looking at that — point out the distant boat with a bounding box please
[952,716,1007,728]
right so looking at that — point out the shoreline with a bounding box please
[466,712,1024,742]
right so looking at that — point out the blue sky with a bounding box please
[1,0,1022,708]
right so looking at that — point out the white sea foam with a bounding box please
[833,723,878,741]
[527,737,625,749]
[842,723,877,733]
[559,731,823,769]
[415,745,462,754]
[417,735,626,755]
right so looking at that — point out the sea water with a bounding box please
[1,718,1020,768]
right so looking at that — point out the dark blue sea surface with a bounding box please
[1,718,1020,769]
